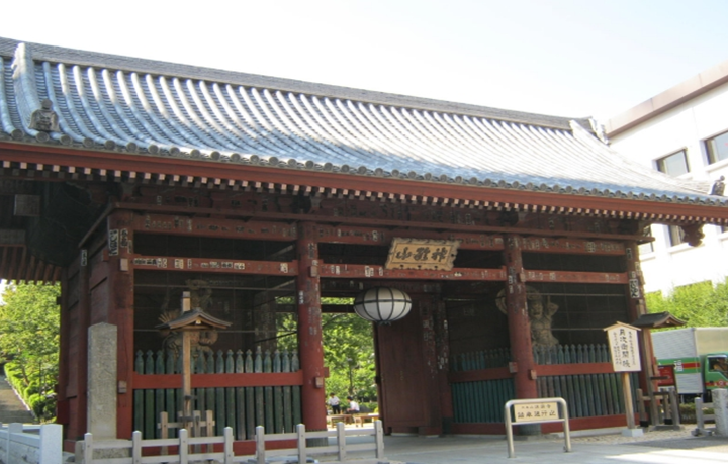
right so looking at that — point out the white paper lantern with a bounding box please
[353,287,412,323]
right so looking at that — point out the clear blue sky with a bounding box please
[4,0,728,122]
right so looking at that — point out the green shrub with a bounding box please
[4,363,21,383]
[360,402,378,413]
[24,382,39,397]
[27,393,42,414]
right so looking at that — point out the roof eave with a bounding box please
[2,141,727,224]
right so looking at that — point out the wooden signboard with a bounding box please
[605,322,641,372]
[385,238,459,271]
[604,321,642,431]
[513,401,559,423]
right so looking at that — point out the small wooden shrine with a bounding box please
[1,37,727,453]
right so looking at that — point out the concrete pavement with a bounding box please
[319,427,728,464]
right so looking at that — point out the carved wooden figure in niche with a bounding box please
[496,286,559,347]
[158,279,218,357]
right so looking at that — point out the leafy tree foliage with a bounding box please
[276,298,376,401]
[646,280,728,328]
[0,283,60,389]
[320,313,376,401]
[0,282,60,422]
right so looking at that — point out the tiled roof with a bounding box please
[0,37,722,206]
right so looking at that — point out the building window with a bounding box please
[656,150,690,176]
[638,226,654,254]
[668,225,686,247]
[705,130,728,165]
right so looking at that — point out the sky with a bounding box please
[3,0,728,123]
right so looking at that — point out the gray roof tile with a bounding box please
[0,36,721,206]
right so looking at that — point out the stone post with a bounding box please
[714,388,728,436]
[87,322,117,439]
[39,424,63,464]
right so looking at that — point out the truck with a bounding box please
[651,327,728,397]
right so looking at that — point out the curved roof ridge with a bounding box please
[0,36,588,131]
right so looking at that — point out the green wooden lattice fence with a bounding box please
[133,347,301,440]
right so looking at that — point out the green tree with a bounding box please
[0,282,61,394]
[646,280,728,328]
[321,313,376,401]
[275,299,376,401]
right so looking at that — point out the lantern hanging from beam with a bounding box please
[353,287,412,323]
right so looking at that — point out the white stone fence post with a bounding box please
[0,423,63,464]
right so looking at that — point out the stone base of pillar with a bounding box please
[622,428,644,437]
[87,322,118,440]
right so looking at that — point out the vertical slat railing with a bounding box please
[245,349,255,439]
[291,352,302,426]
[235,350,246,440]
[264,351,274,432]
[145,351,155,438]
[133,347,303,440]
[254,347,265,432]
[154,350,165,438]
[282,350,293,433]
[225,350,236,432]
[273,351,284,433]
[215,351,225,435]
[195,351,206,415]
[165,349,176,436]
[451,344,633,422]
[134,352,144,433]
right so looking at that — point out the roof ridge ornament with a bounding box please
[11,42,42,133]
[588,117,608,144]
[709,175,725,196]
[28,99,60,133]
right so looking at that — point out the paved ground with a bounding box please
[316,426,728,464]
[0,376,34,424]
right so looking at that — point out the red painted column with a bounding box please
[433,297,454,434]
[296,221,327,431]
[76,249,90,438]
[504,236,538,400]
[56,268,71,439]
[624,241,656,424]
[107,210,135,439]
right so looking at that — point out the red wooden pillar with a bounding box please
[433,297,454,434]
[624,241,656,422]
[56,268,71,438]
[504,236,538,400]
[296,221,327,431]
[107,210,135,439]
[76,249,90,438]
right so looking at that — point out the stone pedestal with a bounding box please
[87,322,117,439]
[714,388,728,436]
[622,428,644,437]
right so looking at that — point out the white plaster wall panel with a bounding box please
[610,106,698,163]
[610,80,728,295]
[689,85,728,140]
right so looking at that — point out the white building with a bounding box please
[605,61,728,295]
